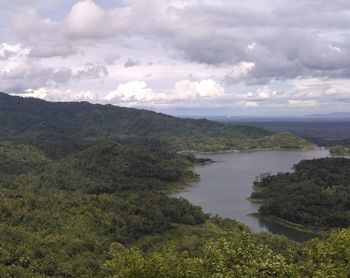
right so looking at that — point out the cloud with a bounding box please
[104,53,121,65]
[124,58,140,68]
[75,63,108,80]
[0,43,76,91]
[64,0,107,39]
[29,40,77,58]
[288,100,318,107]
[11,8,77,59]
[12,9,56,41]
[0,0,62,7]
[241,101,259,108]
[225,62,255,83]
[172,79,225,100]
[12,0,350,83]
[104,78,226,107]
[1,63,73,91]
[0,43,23,60]
[104,81,165,104]
[11,88,48,99]
[11,87,98,102]
[4,0,350,114]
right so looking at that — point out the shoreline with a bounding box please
[178,146,323,155]
[249,212,327,236]
[172,148,330,241]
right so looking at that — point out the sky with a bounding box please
[1,0,350,116]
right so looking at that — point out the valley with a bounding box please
[0,94,349,277]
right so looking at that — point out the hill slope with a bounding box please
[0,93,313,155]
[251,157,350,229]
[0,93,348,278]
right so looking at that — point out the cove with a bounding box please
[177,149,330,241]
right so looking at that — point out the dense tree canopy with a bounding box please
[330,144,350,156]
[252,157,350,228]
[0,93,313,155]
[103,230,350,278]
[0,93,348,277]
[0,141,208,277]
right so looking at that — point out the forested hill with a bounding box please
[0,92,312,154]
[0,93,349,277]
[251,157,350,229]
[0,92,268,138]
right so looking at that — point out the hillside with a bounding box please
[0,94,349,277]
[330,144,350,156]
[0,141,208,276]
[251,157,350,229]
[0,92,313,155]
[1,142,350,277]
[229,120,350,146]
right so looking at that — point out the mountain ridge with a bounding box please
[0,92,313,155]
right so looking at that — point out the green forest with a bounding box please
[0,93,349,277]
[2,141,350,277]
[252,157,350,229]
[330,144,350,156]
[0,93,313,154]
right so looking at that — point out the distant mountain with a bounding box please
[0,92,313,155]
[308,112,350,119]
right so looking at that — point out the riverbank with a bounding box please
[174,149,330,241]
[249,212,327,236]
[178,145,319,155]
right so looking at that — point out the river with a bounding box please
[177,149,330,241]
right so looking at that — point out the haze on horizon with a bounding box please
[1,0,350,117]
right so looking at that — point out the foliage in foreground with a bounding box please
[0,141,206,277]
[103,230,350,278]
[0,142,349,277]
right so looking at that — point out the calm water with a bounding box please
[177,149,330,241]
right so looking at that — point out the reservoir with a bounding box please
[177,149,330,241]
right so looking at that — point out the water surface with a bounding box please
[177,149,330,241]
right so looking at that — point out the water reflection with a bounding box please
[251,214,320,242]
[177,149,329,241]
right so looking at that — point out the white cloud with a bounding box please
[226,62,255,83]
[12,9,56,41]
[324,82,350,97]
[104,78,225,107]
[75,63,108,80]
[3,0,350,115]
[172,79,225,100]
[241,101,259,107]
[65,0,107,39]
[1,53,73,91]
[104,81,166,104]
[0,43,26,60]
[11,88,48,99]
[256,86,277,99]
[329,44,341,53]
[290,78,350,99]
[247,43,256,50]
[288,99,317,107]
[11,87,98,102]
[29,40,77,58]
